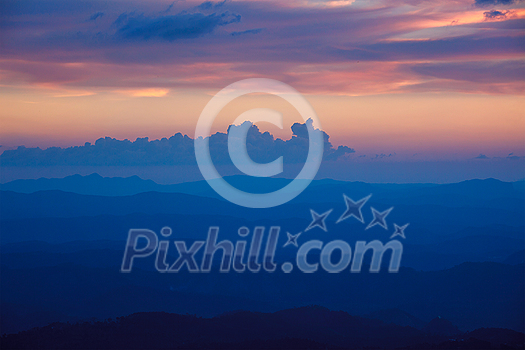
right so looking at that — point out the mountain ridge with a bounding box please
[2,306,524,349]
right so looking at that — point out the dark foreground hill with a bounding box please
[2,307,524,350]
[1,261,523,334]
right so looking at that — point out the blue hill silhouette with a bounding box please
[2,307,524,349]
[1,174,523,345]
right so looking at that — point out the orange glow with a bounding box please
[1,87,524,159]
[0,0,523,160]
[115,89,171,97]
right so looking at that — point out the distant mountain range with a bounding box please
[2,173,524,202]
[1,174,523,340]
[1,176,523,248]
[1,175,523,272]
[2,306,523,349]
[1,257,523,334]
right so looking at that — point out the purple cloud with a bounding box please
[475,0,517,6]
[410,60,525,83]
[484,10,510,20]
[0,122,355,166]
[1,0,524,95]
[231,28,264,36]
[115,10,241,41]
[475,154,490,159]
[88,12,104,21]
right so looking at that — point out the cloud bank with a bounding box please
[115,9,241,41]
[0,121,355,166]
[1,0,524,95]
[475,0,518,6]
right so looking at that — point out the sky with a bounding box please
[0,0,524,166]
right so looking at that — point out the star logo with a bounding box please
[390,223,409,239]
[366,207,393,230]
[305,209,332,232]
[336,194,371,224]
[283,232,302,247]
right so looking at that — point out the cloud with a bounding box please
[371,153,396,160]
[1,0,524,96]
[88,12,104,21]
[1,0,104,16]
[0,121,355,166]
[410,60,525,84]
[475,0,517,6]
[333,35,525,62]
[475,154,489,159]
[231,28,264,36]
[325,146,355,161]
[163,2,177,14]
[483,10,510,20]
[507,153,521,160]
[196,0,227,11]
[116,9,241,41]
[113,88,170,97]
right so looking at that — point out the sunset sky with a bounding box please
[1,0,524,162]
